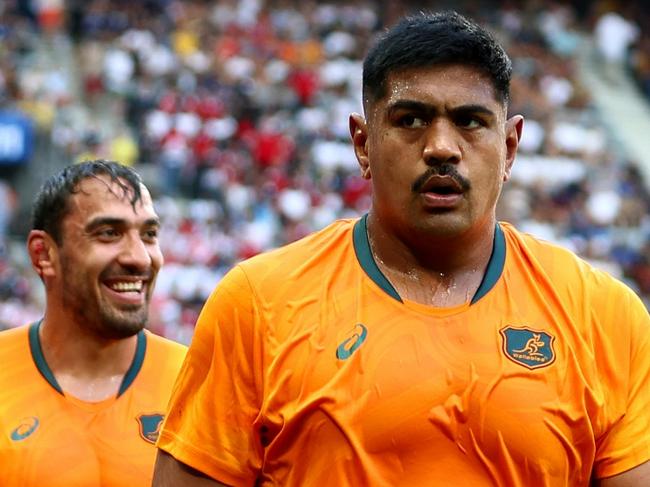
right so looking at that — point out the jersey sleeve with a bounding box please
[157,265,265,486]
[592,280,650,478]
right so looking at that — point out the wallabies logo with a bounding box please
[136,413,164,444]
[500,326,556,370]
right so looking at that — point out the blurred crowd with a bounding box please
[1,0,649,341]
[623,3,650,99]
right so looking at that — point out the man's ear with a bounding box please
[503,114,524,181]
[349,113,371,179]
[27,230,58,279]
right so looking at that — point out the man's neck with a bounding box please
[39,314,139,402]
[366,214,496,307]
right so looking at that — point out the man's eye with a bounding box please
[456,115,482,129]
[400,115,427,128]
[143,229,159,240]
[99,228,119,238]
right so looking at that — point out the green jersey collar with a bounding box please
[352,214,506,305]
[29,321,146,398]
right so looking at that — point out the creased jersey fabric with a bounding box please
[0,325,186,487]
[158,217,649,487]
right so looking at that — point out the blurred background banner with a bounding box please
[0,110,34,166]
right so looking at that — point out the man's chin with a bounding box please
[99,312,148,339]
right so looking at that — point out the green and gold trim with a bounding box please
[472,223,506,303]
[29,321,147,398]
[29,320,64,395]
[352,214,506,305]
[118,330,146,396]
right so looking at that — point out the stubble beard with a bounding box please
[61,265,149,340]
[93,300,148,339]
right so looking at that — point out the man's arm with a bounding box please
[595,461,650,487]
[153,266,263,486]
[152,450,230,487]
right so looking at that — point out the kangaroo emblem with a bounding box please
[513,333,545,357]
[500,327,556,370]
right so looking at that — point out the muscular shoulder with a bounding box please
[143,331,187,374]
[196,218,358,339]
[0,325,30,369]
[237,218,357,287]
[502,222,631,295]
[502,223,647,334]
[0,325,42,424]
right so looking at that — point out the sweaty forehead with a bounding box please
[70,176,153,217]
[375,64,502,111]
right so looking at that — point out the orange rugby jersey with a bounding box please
[0,323,186,487]
[158,216,649,487]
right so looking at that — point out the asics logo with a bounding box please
[336,324,368,360]
[10,417,40,441]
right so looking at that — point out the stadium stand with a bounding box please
[1,0,649,340]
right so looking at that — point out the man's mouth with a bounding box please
[108,280,144,293]
[102,278,148,307]
[424,185,462,195]
[419,175,465,195]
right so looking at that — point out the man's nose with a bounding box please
[118,233,152,269]
[422,120,462,165]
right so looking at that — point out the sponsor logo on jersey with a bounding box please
[10,416,40,441]
[336,323,368,360]
[500,326,556,370]
[136,413,164,444]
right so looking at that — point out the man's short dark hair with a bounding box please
[31,160,144,244]
[362,11,512,110]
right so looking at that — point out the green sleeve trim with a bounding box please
[117,330,146,397]
[29,320,64,395]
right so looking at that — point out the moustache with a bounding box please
[411,165,471,193]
